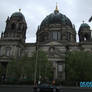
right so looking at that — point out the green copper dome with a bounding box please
[41,10,72,27]
[80,23,90,28]
[11,12,25,21]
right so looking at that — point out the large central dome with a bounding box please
[37,5,76,43]
[41,6,72,27]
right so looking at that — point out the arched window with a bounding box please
[6,47,11,56]
[58,64,63,72]
[52,31,61,40]
[57,32,61,40]
[52,32,57,40]
[18,47,21,57]
[84,34,89,41]
[18,23,22,30]
[84,37,87,41]
[49,46,55,57]
[11,23,16,30]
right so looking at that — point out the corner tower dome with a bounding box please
[41,5,72,27]
[10,9,26,22]
[80,23,90,28]
[3,9,27,42]
[78,22,91,42]
[79,22,90,32]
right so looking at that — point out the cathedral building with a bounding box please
[0,5,92,81]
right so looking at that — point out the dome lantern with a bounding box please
[19,9,21,12]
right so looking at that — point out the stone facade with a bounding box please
[0,7,92,81]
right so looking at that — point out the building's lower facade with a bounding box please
[0,6,92,81]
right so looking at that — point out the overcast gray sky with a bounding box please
[0,0,92,43]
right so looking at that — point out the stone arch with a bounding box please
[48,46,55,57]
[83,33,90,41]
[11,23,16,30]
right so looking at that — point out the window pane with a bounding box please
[52,32,57,40]
[6,47,11,56]
[57,32,61,40]
[58,65,62,72]
[66,32,71,40]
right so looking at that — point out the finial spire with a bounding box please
[19,9,21,12]
[54,2,59,13]
[56,2,58,11]
[83,20,85,23]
